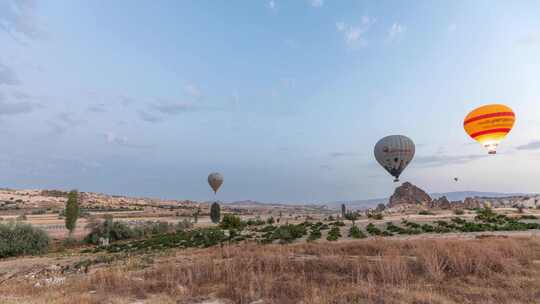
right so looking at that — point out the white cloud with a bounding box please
[268,0,276,10]
[336,17,375,48]
[310,0,323,8]
[387,22,406,42]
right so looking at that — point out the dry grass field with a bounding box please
[1,236,540,304]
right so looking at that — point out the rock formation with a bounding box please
[429,196,451,209]
[388,182,432,208]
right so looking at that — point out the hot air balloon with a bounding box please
[374,135,415,182]
[208,172,223,194]
[454,177,459,182]
[463,104,515,154]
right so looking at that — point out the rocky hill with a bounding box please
[388,182,432,208]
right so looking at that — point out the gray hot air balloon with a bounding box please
[208,172,224,194]
[374,135,415,182]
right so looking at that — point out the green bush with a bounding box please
[307,229,322,242]
[366,223,382,236]
[220,214,245,230]
[274,224,307,243]
[418,210,434,215]
[246,217,265,226]
[348,225,366,239]
[327,226,342,241]
[520,215,538,220]
[85,217,174,244]
[0,222,50,258]
[266,217,275,224]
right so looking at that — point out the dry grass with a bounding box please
[2,237,540,304]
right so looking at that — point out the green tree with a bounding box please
[210,202,221,224]
[65,190,80,236]
[341,204,346,218]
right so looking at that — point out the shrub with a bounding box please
[368,212,384,220]
[16,214,27,221]
[330,221,346,227]
[366,223,382,236]
[85,217,174,245]
[0,222,49,258]
[210,202,221,224]
[453,209,465,215]
[418,210,434,215]
[246,217,265,226]
[267,216,275,224]
[307,229,322,242]
[520,215,538,220]
[268,224,307,244]
[220,214,245,230]
[348,225,366,239]
[327,226,341,241]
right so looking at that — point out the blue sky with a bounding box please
[1,0,540,203]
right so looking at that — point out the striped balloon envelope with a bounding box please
[463,104,515,154]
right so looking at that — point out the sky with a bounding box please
[1,0,540,203]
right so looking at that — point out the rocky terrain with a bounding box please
[384,182,540,212]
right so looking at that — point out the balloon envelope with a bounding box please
[374,135,415,182]
[463,104,515,154]
[208,172,224,194]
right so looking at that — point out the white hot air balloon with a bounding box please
[374,135,415,182]
[208,172,224,194]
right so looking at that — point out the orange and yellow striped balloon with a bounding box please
[463,104,515,154]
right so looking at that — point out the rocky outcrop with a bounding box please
[388,182,432,208]
[429,196,451,209]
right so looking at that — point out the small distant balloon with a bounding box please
[208,172,224,194]
[374,135,415,182]
[463,104,515,154]
[454,177,459,182]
